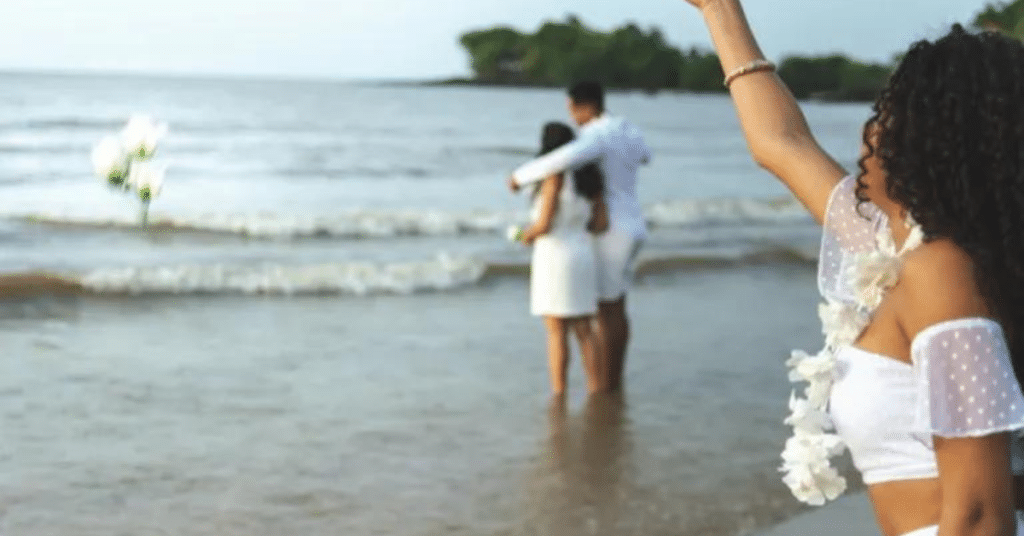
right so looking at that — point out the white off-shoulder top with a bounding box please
[821,176,1024,485]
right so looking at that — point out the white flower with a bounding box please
[780,431,848,505]
[781,436,818,471]
[505,225,523,242]
[784,392,830,435]
[786,349,836,400]
[785,350,810,383]
[782,464,824,505]
[818,300,868,349]
[805,378,833,408]
[120,114,168,159]
[127,161,166,201]
[816,467,847,501]
[91,135,129,184]
[849,251,899,310]
[780,347,846,505]
[781,432,844,466]
[781,460,847,506]
[795,353,835,385]
[819,433,846,457]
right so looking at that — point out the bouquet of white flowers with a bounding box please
[91,115,168,227]
[505,225,524,243]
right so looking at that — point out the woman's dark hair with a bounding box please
[572,162,604,201]
[536,121,604,201]
[539,122,575,156]
[856,24,1024,385]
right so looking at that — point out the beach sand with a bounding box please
[0,261,857,535]
[0,273,83,297]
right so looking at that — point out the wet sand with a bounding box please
[0,273,83,297]
[756,493,878,536]
[0,263,861,535]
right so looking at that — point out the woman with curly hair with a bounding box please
[678,1,1024,535]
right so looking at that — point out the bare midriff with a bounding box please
[869,476,1024,536]
[867,478,941,536]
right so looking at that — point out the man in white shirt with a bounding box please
[508,81,651,391]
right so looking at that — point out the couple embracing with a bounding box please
[508,81,651,396]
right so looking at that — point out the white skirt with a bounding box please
[594,226,643,302]
[530,231,598,317]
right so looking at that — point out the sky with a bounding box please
[0,0,983,80]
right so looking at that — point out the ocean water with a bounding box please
[0,72,873,293]
[0,73,872,535]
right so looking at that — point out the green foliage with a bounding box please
[458,16,718,93]
[678,47,725,92]
[973,0,1024,38]
[778,55,892,101]
[456,15,896,101]
[456,4,1022,99]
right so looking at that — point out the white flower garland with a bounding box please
[779,220,923,505]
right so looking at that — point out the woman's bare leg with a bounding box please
[570,315,607,393]
[543,316,570,395]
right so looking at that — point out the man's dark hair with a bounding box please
[568,81,604,113]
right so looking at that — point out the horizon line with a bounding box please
[0,66,474,85]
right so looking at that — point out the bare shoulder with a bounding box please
[895,238,990,334]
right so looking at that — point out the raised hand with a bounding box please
[679,0,713,9]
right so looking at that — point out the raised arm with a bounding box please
[684,0,846,223]
[510,133,604,189]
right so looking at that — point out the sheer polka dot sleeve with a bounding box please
[911,318,1024,437]
[818,176,885,304]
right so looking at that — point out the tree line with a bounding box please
[453,3,1022,102]
[974,0,1024,37]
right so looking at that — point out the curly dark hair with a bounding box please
[856,24,1024,386]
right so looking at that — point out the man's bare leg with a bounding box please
[570,317,607,393]
[597,296,629,391]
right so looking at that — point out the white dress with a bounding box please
[529,176,598,317]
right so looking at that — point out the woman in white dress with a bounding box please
[518,122,609,395]
[676,1,1024,535]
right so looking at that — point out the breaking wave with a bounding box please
[10,195,810,239]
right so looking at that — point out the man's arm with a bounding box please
[510,133,604,188]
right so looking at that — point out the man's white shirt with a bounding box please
[512,115,651,240]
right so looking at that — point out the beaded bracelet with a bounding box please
[723,59,776,88]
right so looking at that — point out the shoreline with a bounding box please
[0,250,817,300]
[411,78,877,102]
[756,493,878,536]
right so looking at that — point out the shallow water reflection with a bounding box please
[0,295,81,323]
[0,267,831,536]
[523,393,640,535]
